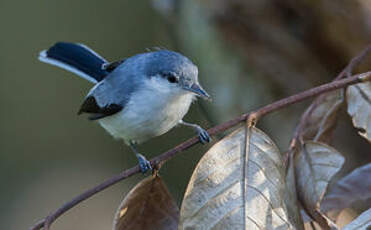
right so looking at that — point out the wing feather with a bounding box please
[78,96,123,120]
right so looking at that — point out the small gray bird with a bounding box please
[39,42,211,173]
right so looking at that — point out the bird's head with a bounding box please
[142,50,210,100]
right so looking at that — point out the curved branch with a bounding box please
[30,70,371,230]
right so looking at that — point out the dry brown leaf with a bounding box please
[295,141,344,229]
[113,175,179,230]
[342,208,371,230]
[321,163,371,213]
[333,208,358,229]
[346,81,371,142]
[295,141,345,209]
[179,126,300,229]
[301,90,344,144]
[285,151,305,230]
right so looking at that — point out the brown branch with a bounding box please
[30,72,371,230]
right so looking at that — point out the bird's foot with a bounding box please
[196,126,211,144]
[178,120,211,144]
[135,153,152,174]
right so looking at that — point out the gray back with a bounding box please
[89,50,198,108]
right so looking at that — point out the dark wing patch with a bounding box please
[101,59,126,73]
[78,96,123,120]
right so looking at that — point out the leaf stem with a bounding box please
[30,59,371,230]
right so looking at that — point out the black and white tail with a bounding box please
[39,42,109,83]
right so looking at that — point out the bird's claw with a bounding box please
[136,154,152,174]
[197,127,211,144]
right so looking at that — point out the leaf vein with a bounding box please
[193,146,240,186]
[247,215,265,230]
[311,162,342,169]
[188,179,240,220]
[248,159,280,189]
[355,85,371,105]
[247,185,291,226]
[250,142,281,173]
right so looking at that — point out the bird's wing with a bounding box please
[78,68,141,120]
[78,96,123,120]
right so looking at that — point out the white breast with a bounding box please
[98,77,195,144]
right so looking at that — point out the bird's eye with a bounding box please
[165,74,178,83]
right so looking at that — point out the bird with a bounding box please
[38,42,211,173]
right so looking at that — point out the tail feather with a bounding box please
[39,42,109,83]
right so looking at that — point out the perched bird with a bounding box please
[39,42,211,173]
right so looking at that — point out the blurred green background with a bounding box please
[1,1,370,230]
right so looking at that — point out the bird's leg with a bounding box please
[178,120,211,144]
[129,142,152,174]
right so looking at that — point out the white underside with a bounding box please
[98,77,195,144]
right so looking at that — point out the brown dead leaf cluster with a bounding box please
[113,79,370,229]
[285,80,371,229]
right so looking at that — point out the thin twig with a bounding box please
[30,72,371,230]
[343,45,371,79]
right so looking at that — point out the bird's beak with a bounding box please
[184,83,211,100]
